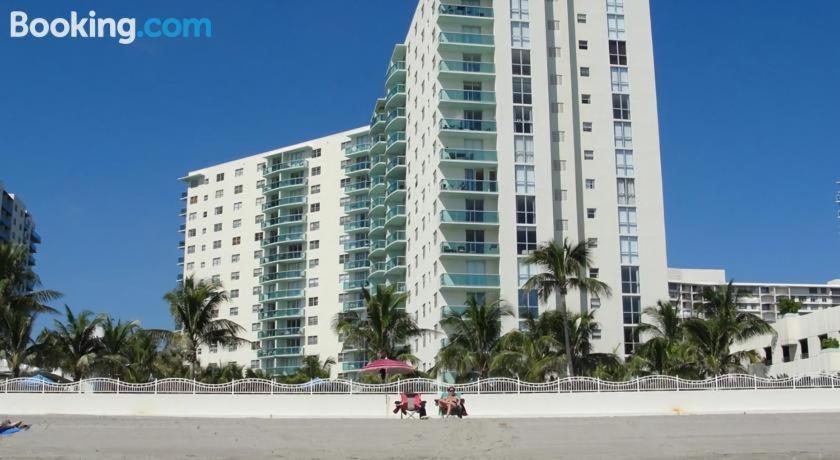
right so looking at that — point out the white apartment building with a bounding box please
[0,181,40,266]
[179,0,671,376]
[668,268,840,322]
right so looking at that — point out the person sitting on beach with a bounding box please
[0,419,30,432]
[435,387,463,417]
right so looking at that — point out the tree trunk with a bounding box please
[557,288,574,378]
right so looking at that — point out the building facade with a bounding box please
[668,268,840,323]
[0,181,40,266]
[179,0,670,376]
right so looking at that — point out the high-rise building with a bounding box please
[179,0,670,376]
[0,181,40,266]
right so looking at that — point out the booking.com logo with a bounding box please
[9,11,212,45]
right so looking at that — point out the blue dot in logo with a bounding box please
[137,30,144,38]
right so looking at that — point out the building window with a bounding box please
[215,190,223,199]
[311,185,320,194]
[618,207,637,234]
[232,219,241,228]
[614,122,633,148]
[512,50,531,76]
[309,240,320,250]
[515,165,536,194]
[609,40,628,66]
[308,316,319,326]
[310,222,320,231]
[214,223,222,232]
[617,178,636,205]
[212,257,221,267]
[584,150,594,160]
[232,237,241,246]
[234,185,243,194]
[582,122,593,132]
[607,14,626,40]
[616,150,634,176]
[623,296,641,324]
[511,21,531,48]
[307,336,318,345]
[229,307,239,316]
[513,106,533,133]
[516,226,537,254]
[587,208,596,219]
[621,266,640,294]
[581,94,591,104]
[311,148,321,158]
[514,136,534,163]
[216,173,224,182]
[620,236,640,265]
[251,322,261,332]
[230,289,239,299]
[511,0,530,20]
[611,67,630,93]
[214,206,223,215]
[213,240,222,249]
[233,202,242,211]
[607,0,624,14]
[311,166,321,176]
[612,94,631,119]
[585,179,595,190]
[310,203,320,212]
[512,78,533,105]
[516,196,536,224]
[309,259,319,268]
[578,40,588,50]
[308,297,319,307]
[580,67,590,77]
[576,13,586,23]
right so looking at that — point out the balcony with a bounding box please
[344,259,370,271]
[370,133,387,153]
[342,361,367,371]
[343,300,366,312]
[440,89,496,107]
[439,4,494,24]
[440,273,501,288]
[440,118,497,133]
[260,270,305,283]
[441,305,468,318]
[369,239,387,258]
[264,159,307,176]
[177,240,185,249]
[180,191,188,200]
[264,177,306,193]
[370,114,387,134]
[345,180,371,195]
[261,251,304,264]
[440,241,500,257]
[385,84,406,110]
[258,347,303,358]
[369,218,386,237]
[386,108,406,132]
[343,279,369,291]
[264,366,303,376]
[262,232,305,248]
[262,214,305,229]
[179,208,187,217]
[370,176,386,194]
[370,261,387,279]
[344,239,370,252]
[258,327,304,339]
[440,148,498,165]
[386,132,406,154]
[263,195,306,211]
[440,179,498,194]
[344,220,370,232]
[386,180,406,204]
[369,196,386,216]
[440,210,499,226]
[385,231,407,251]
[386,206,406,226]
[386,256,407,275]
[344,200,370,213]
[385,61,406,87]
[439,32,494,51]
[344,161,371,176]
[260,289,305,301]
[259,308,303,320]
[439,60,496,76]
[345,143,372,158]
[176,257,184,266]
[386,156,406,177]
[371,155,387,175]
[178,224,186,233]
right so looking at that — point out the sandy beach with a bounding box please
[1,413,839,459]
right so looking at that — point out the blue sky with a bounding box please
[1,1,838,329]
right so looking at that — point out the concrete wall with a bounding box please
[5,389,840,419]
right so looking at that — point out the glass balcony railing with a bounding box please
[370,240,387,252]
[344,220,370,232]
[262,214,304,228]
[440,210,499,223]
[387,132,406,147]
[344,181,371,193]
[386,84,406,100]
[343,280,369,291]
[344,200,370,212]
[345,162,371,174]
[440,118,497,132]
[261,252,303,264]
[386,61,406,80]
[387,156,406,170]
[440,179,498,193]
[260,270,305,283]
[440,89,496,103]
[370,261,387,274]
[264,177,306,192]
[262,233,304,247]
[260,289,304,301]
[370,196,386,209]
[387,180,406,195]
[386,206,406,221]
[441,273,501,287]
[342,361,367,371]
[265,159,307,175]
[439,60,496,74]
[343,300,365,311]
[439,32,494,46]
[441,305,468,318]
[258,347,302,358]
[369,218,386,231]
[387,108,406,124]
[439,3,494,18]
[386,256,407,271]
[263,195,306,210]
[440,241,500,255]
[344,143,372,157]
[259,308,303,320]
[371,114,387,126]
[440,148,497,162]
[344,259,370,270]
[386,231,406,246]
[344,240,370,251]
[258,327,303,339]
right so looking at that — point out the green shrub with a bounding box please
[821,338,839,349]
[777,298,802,316]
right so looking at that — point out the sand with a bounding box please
[1,413,839,459]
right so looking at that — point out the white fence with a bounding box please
[3,374,840,395]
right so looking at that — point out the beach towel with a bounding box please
[0,427,22,437]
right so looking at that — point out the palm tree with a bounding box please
[40,306,104,381]
[0,305,45,377]
[491,314,565,381]
[522,239,612,377]
[298,355,335,380]
[333,284,421,362]
[96,317,140,378]
[538,310,620,377]
[0,242,61,314]
[434,297,513,381]
[164,276,247,378]
[682,282,774,376]
[635,301,698,377]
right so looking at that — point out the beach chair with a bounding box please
[435,392,468,419]
[394,392,427,419]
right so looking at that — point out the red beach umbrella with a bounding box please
[360,359,415,381]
